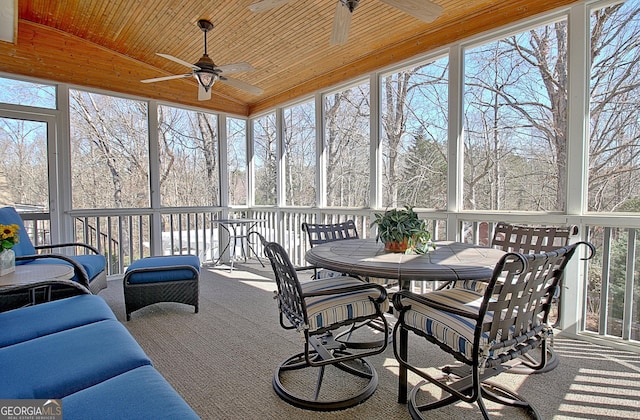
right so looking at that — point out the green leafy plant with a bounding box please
[370,206,434,254]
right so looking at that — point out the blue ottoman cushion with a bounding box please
[63,365,200,420]
[125,255,200,284]
[0,320,151,399]
[0,295,115,348]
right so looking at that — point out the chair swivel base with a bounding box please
[407,378,542,420]
[508,347,559,374]
[273,350,378,411]
[334,318,391,350]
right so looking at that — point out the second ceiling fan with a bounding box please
[249,0,443,45]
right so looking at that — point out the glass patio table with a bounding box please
[305,238,506,403]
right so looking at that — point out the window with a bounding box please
[588,0,640,213]
[323,82,370,207]
[253,113,277,205]
[0,77,56,109]
[158,105,219,207]
[228,117,247,206]
[69,89,149,209]
[463,19,568,211]
[284,99,316,206]
[380,57,448,209]
[0,118,49,209]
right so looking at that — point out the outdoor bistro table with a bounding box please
[305,238,506,404]
[0,264,75,306]
[213,218,265,270]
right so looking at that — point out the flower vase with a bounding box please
[0,249,15,276]
[384,238,409,253]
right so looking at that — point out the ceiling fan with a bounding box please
[248,0,443,45]
[141,19,264,100]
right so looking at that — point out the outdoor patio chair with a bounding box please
[0,207,107,297]
[393,241,594,419]
[301,220,359,279]
[449,222,578,293]
[263,240,389,411]
[302,220,399,290]
[443,222,580,373]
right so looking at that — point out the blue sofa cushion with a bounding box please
[126,255,200,284]
[0,295,115,348]
[0,320,151,399]
[62,365,200,420]
[27,254,106,282]
[0,206,37,259]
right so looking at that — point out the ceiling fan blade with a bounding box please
[156,53,200,70]
[248,0,298,13]
[219,77,264,96]
[216,62,256,74]
[141,73,192,83]
[330,1,353,46]
[198,84,212,101]
[380,0,443,23]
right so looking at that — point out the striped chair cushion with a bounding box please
[398,288,493,362]
[301,277,389,333]
[451,279,489,293]
[316,270,397,290]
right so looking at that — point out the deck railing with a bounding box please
[17,207,639,347]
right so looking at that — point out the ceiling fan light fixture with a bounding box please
[195,70,217,92]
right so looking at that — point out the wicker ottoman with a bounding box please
[123,255,200,321]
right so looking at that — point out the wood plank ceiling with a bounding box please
[0,0,579,116]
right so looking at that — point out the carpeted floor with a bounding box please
[100,262,640,420]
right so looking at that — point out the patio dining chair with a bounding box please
[301,220,359,279]
[302,220,399,291]
[449,222,578,293]
[263,240,389,411]
[393,241,594,419]
[0,207,107,299]
[444,222,580,373]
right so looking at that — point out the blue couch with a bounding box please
[0,286,199,419]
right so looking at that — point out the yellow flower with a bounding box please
[0,224,19,250]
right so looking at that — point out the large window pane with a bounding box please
[253,113,277,205]
[228,117,247,206]
[323,82,370,207]
[589,0,640,213]
[463,19,568,211]
[69,89,149,209]
[0,118,49,209]
[0,77,56,109]
[158,105,219,207]
[284,99,316,206]
[381,57,448,209]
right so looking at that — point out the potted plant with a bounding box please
[370,206,434,254]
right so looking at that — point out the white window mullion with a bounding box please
[147,100,162,255]
[316,93,326,209]
[276,108,285,207]
[561,2,590,334]
[218,114,229,208]
[370,73,381,210]
[447,45,463,241]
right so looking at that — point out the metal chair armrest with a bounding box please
[15,254,90,286]
[35,242,100,254]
